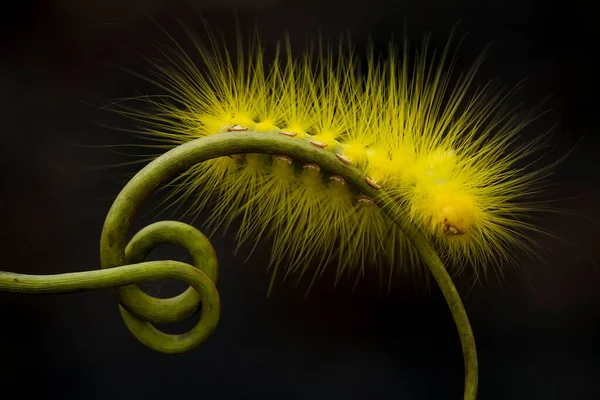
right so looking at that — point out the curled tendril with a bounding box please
[118,220,220,353]
[0,132,477,399]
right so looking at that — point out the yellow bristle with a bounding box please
[233,156,298,258]
[205,154,269,235]
[271,165,327,281]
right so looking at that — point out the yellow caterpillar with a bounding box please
[105,24,557,292]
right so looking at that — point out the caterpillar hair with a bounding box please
[101,21,561,293]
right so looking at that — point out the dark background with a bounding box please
[1,1,599,399]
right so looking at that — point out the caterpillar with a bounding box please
[103,23,558,293]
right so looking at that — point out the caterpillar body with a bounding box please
[106,24,556,292]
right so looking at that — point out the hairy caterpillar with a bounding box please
[103,22,558,293]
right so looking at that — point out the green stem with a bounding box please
[0,260,220,354]
[409,232,478,399]
[1,131,477,399]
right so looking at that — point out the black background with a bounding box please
[1,1,599,399]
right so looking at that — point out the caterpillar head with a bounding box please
[433,191,479,237]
